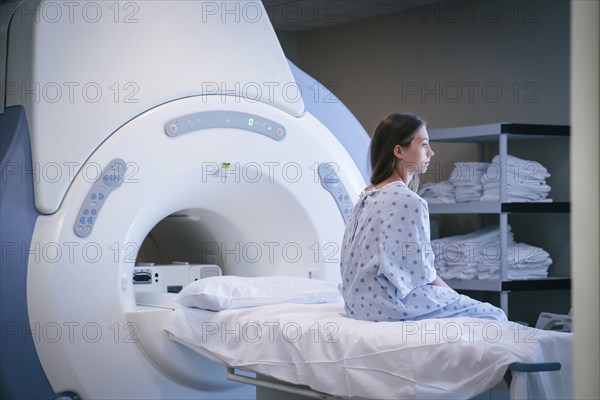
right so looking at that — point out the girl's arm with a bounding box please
[430,274,452,288]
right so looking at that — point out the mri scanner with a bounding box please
[0,1,370,398]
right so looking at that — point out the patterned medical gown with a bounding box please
[340,181,507,322]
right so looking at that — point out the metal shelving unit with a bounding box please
[428,123,571,315]
[428,202,570,214]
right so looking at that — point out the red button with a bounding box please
[276,128,283,136]
[169,124,178,133]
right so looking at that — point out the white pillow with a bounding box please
[175,275,343,311]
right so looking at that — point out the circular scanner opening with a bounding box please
[130,175,328,307]
[135,210,221,267]
[132,208,242,306]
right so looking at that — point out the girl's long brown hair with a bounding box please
[369,113,425,191]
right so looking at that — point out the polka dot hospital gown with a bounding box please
[340,181,507,322]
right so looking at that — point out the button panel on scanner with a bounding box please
[73,159,127,238]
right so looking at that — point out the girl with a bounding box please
[340,113,507,322]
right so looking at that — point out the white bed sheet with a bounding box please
[166,302,572,399]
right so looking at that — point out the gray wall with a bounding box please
[279,0,569,179]
[283,0,569,131]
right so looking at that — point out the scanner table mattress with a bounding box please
[166,302,572,399]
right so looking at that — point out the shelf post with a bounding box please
[500,291,509,315]
[499,133,508,203]
[499,133,509,316]
[500,213,508,281]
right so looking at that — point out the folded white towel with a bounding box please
[419,181,456,204]
[483,181,551,191]
[483,154,550,185]
[481,155,552,202]
[432,225,552,280]
[450,162,491,185]
[421,155,553,204]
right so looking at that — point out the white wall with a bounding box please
[571,1,600,398]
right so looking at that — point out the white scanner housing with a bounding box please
[1,1,369,398]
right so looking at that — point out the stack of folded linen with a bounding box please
[450,162,491,202]
[481,154,552,202]
[477,241,553,280]
[418,181,455,204]
[431,225,552,280]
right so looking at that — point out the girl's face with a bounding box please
[395,126,435,174]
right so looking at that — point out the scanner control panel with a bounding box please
[318,162,352,222]
[73,159,126,238]
[164,111,286,141]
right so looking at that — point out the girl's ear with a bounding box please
[393,145,403,159]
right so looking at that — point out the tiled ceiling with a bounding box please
[264,0,442,32]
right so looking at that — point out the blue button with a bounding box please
[103,174,123,184]
[90,193,97,200]
[79,217,85,224]
[98,193,105,201]
[83,209,89,215]
[338,194,343,201]
[87,217,93,224]
[91,209,97,215]
[344,195,349,200]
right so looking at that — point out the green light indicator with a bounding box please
[248,118,254,126]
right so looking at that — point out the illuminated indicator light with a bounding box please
[222,163,231,169]
[248,118,254,126]
[276,128,284,136]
